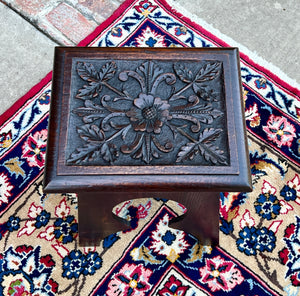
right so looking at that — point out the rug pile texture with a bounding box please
[0,0,299,295]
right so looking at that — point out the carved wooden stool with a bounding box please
[43,47,252,246]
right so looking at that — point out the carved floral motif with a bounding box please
[66,59,229,166]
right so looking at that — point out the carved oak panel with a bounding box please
[44,47,252,192]
[66,59,229,166]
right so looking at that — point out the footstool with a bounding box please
[43,47,252,246]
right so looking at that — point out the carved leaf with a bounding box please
[190,62,221,100]
[173,63,193,83]
[67,143,99,164]
[100,143,118,164]
[209,107,223,118]
[77,124,105,142]
[198,142,227,165]
[98,61,117,81]
[176,142,198,163]
[199,127,223,143]
[195,62,221,83]
[137,61,163,80]
[185,103,223,124]
[197,128,228,164]
[76,62,116,99]
[76,81,102,99]
[192,84,215,100]
[132,140,152,164]
[77,62,99,81]
[73,100,107,123]
[149,61,164,82]
[176,128,227,165]
[121,125,131,140]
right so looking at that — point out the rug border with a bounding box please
[77,0,135,47]
[0,2,296,295]
[0,72,52,126]
[217,246,282,296]
[1,0,299,127]
[161,0,300,97]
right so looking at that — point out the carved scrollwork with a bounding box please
[66,59,229,166]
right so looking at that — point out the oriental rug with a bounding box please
[0,0,300,295]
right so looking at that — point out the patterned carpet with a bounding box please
[0,0,299,295]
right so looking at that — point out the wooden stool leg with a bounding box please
[78,192,131,246]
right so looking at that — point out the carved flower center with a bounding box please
[142,106,157,120]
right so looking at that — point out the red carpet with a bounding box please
[0,0,299,295]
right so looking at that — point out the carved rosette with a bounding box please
[66,59,229,166]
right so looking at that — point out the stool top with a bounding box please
[44,47,252,192]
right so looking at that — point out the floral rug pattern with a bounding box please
[0,0,299,295]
